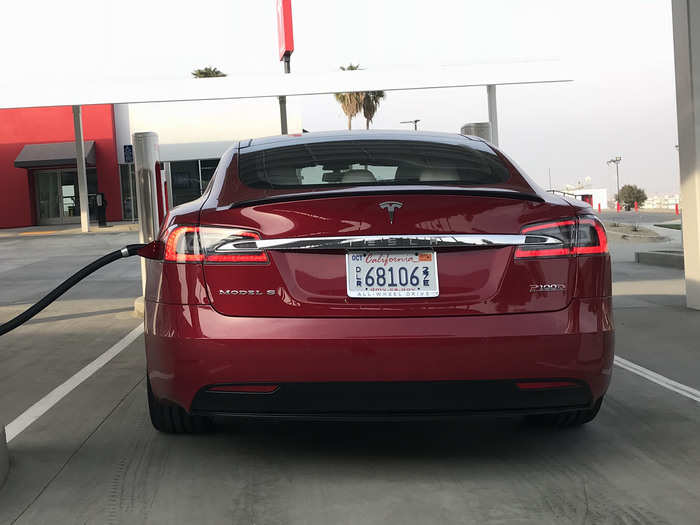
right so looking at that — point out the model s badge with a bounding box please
[219,289,276,296]
[379,201,403,224]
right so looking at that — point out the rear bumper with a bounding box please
[145,298,614,415]
[190,380,593,420]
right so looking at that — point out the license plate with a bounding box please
[346,251,439,298]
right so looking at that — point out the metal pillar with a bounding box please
[72,106,90,232]
[672,0,700,310]
[279,55,291,134]
[487,84,499,146]
[133,132,160,296]
[607,156,622,202]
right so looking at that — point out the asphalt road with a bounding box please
[1,229,699,524]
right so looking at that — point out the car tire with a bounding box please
[147,378,211,434]
[527,397,603,428]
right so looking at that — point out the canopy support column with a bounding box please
[673,0,700,309]
[72,105,89,233]
[487,84,499,147]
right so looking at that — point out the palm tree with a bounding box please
[334,64,364,130]
[192,67,227,78]
[362,91,385,129]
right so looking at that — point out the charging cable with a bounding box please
[0,244,146,337]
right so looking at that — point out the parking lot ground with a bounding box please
[0,232,142,429]
[0,222,138,239]
[1,230,700,524]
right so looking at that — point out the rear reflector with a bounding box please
[209,384,279,393]
[515,215,608,259]
[516,381,579,390]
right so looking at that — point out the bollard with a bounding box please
[0,426,8,489]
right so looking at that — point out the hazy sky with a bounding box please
[1,0,679,195]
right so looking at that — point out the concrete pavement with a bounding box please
[1,228,700,524]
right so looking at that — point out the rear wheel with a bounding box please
[527,397,603,428]
[147,378,211,434]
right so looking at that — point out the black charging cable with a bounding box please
[0,244,146,337]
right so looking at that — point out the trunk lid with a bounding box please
[199,193,577,317]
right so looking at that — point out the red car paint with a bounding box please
[143,131,614,417]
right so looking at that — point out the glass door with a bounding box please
[34,169,90,225]
[60,170,81,222]
[35,170,62,224]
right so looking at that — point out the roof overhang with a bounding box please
[14,141,96,169]
[0,61,571,109]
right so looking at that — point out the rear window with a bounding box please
[237,140,512,189]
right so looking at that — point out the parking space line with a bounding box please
[615,356,700,403]
[4,323,144,443]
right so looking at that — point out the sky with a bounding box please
[0,0,680,196]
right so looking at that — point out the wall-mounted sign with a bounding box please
[277,0,294,60]
[124,144,133,164]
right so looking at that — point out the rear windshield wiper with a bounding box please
[230,185,544,208]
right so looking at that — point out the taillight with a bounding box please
[515,216,608,259]
[574,217,608,255]
[163,226,268,264]
[164,226,203,262]
[515,219,576,258]
[199,227,269,263]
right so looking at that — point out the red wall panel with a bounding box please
[0,104,122,228]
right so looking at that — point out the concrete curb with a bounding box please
[606,230,668,242]
[0,426,8,490]
[635,250,685,269]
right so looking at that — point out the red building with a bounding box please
[0,105,122,228]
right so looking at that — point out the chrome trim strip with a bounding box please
[214,234,562,253]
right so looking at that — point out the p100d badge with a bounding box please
[530,283,567,293]
[219,289,276,296]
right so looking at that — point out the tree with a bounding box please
[362,90,386,129]
[192,67,226,78]
[334,64,364,129]
[616,184,647,209]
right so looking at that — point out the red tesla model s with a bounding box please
[142,131,613,433]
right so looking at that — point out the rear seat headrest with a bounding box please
[341,169,376,183]
[418,168,460,182]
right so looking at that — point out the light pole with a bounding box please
[400,119,420,130]
[607,156,622,203]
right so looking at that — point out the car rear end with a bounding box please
[143,131,613,428]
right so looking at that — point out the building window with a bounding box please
[200,159,218,191]
[121,159,221,213]
[170,160,201,206]
[170,158,220,206]
[119,164,137,221]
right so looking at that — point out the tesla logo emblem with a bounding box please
[379,201,403,224]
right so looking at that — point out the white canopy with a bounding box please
[0,61,571,109]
